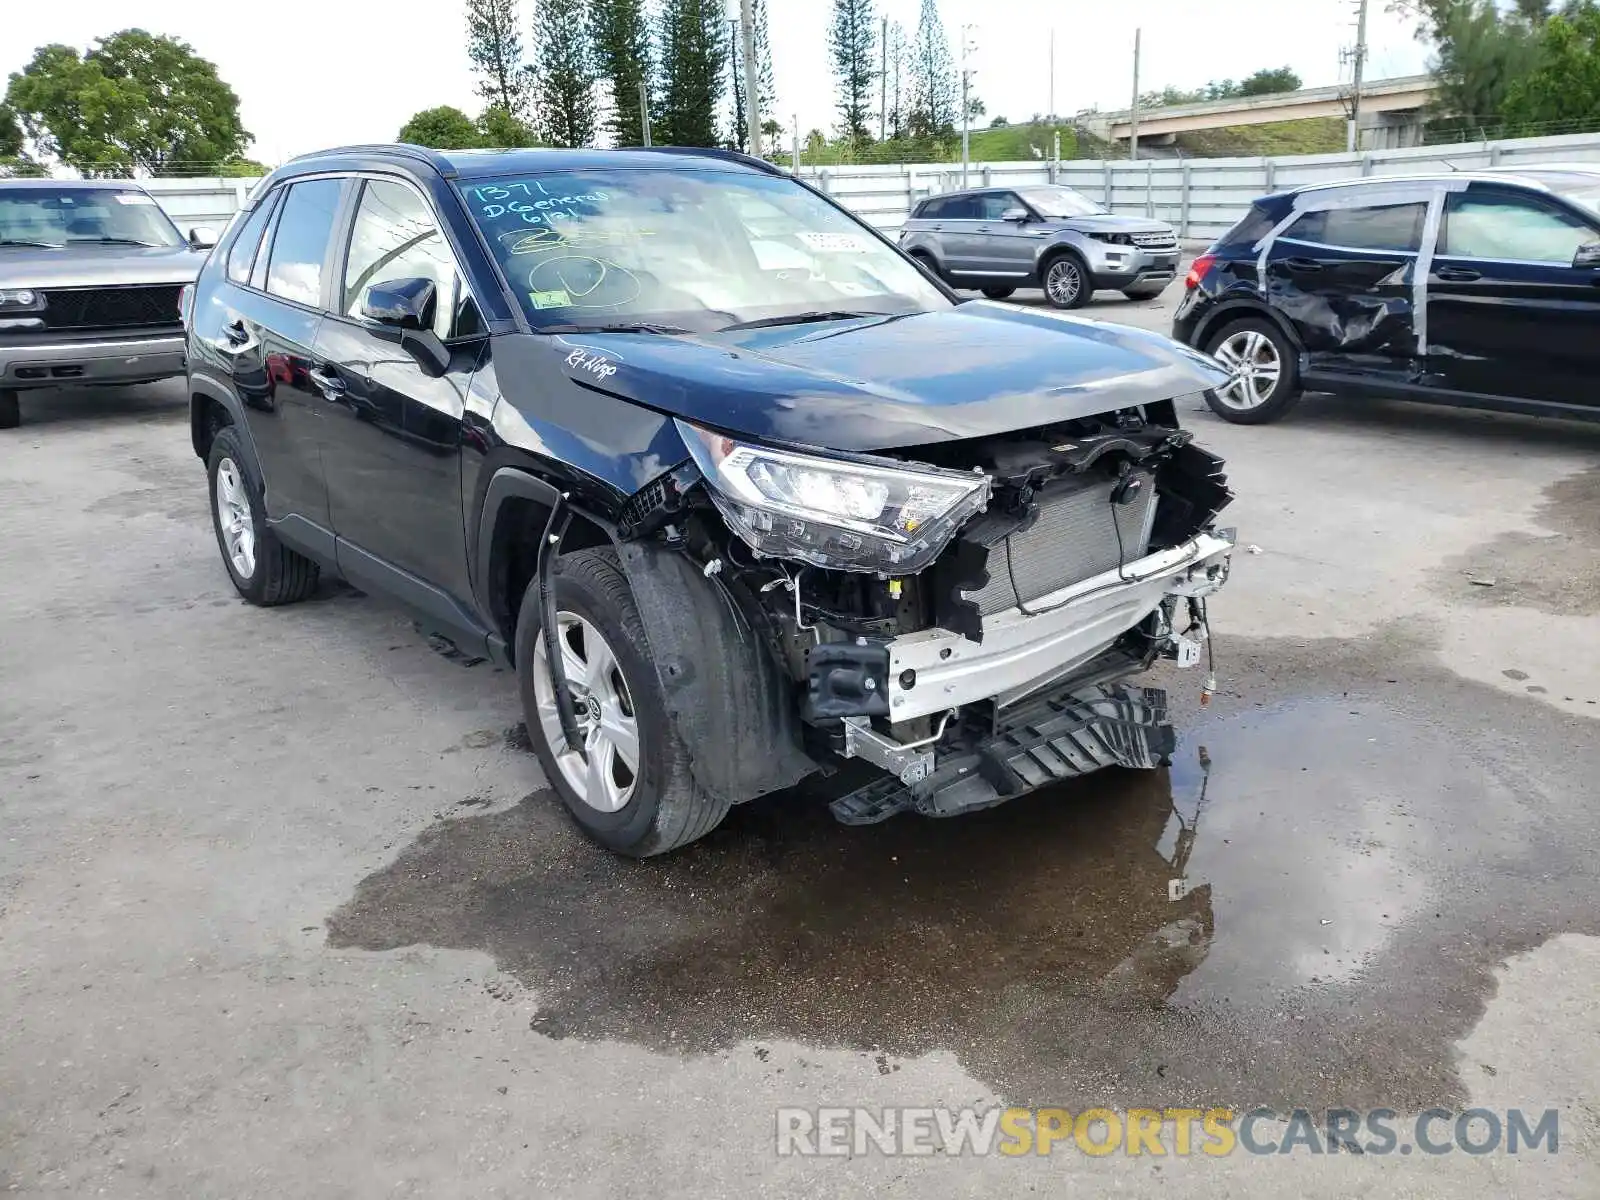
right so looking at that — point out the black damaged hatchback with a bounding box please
[187,144,1236,855]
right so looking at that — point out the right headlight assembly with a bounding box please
[677,419,990,574]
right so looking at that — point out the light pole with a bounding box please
[961,24,978,188]
[741,0,763,157]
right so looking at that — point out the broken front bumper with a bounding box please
[884,530,1235,723]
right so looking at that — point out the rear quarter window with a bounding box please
[1216,201,1283,249]
[226,190,279,285]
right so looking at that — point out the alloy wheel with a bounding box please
[532,612,641,813]
[1046,259,1083,306]
[214,457,257,579]
[1212,329,1283,410]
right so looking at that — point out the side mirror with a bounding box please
[189,226,218,250]
[361,277,436,331]
[362,277,450,375]
[1574,242,1600,268]
[1001,207,1030,223]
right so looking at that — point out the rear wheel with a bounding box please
[516,547,729,857]
[1203,317,1302,424]
[207,425,320,604]
[1042,253,1092,309]
[0,390,19,430]
[981,286,1016,300]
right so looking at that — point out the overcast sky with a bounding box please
[3,0,1432,165]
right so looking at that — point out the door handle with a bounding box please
[1436,266,1481,282]
[1283,257,1324,272]
[307,365,347,398]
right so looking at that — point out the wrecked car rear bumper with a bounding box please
[884,531,1235,723]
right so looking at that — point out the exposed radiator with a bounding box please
[962,478,1158,616]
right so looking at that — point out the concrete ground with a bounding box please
[3,292,1600,1197]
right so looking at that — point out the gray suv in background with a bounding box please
[0,180,214,429]
[899,185,1180,308]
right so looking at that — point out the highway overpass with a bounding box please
[1084,75,1438,149]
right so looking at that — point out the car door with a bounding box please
[1264,194,1431,379]
[312,175,485,612]
[933,194,985,278]
[1425,184,1600,407]
[220,176,348,534]
[969,191,1038,280]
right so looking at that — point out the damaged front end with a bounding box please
[620,396,1234,825]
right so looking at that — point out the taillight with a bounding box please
[178,284,194,330]
[1185,253,1217,290]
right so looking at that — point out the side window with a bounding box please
[264,178,344,307]
[226,191,278,285]
[941,195,980,220]
[977,193,1020,220]
[1285,201,1426,252]
[341,179,465,339]
[915,197,944,219]
[1442,192,1595,263]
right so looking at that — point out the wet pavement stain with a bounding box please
[1437,465,1600,616]
[327,631,1600,1111]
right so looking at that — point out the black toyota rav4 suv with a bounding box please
[1174,166,1600,425]
[187,144,1236,856]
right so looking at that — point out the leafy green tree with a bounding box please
[5,31,250,176]
[217,157,269,177]
[399,105,482,148]
[591,0,653,145]
[1503,1,1600,132]
[467,0,531,118]
[0,103,23,158]
[477,104,538,146]
[532,0,598,147]
[1237,67,1301,96]
[829,0,878,145]
[657,0,728,147]
[908,0,957,137]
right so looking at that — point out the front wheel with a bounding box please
[0,389,19,430]
[981,286,1016,300]
[515,547,729,857]
[1202,317,1303,424]
[1122,282,1168,300]
[1042,254,1092,309]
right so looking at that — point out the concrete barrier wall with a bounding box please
[141,129,1600,250]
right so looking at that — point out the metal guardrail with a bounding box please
[139,129,1600,251]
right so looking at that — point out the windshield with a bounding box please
[0,186,186,248]
[460,168,951,331]
[1018,186,1108,218]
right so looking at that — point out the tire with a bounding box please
[206,424,320,604]
[515,546,729,857]
[1202,316,1303,425]
[908,250,944,282]
[0,390,19,430]
[981,286,1016,300]
[1122,282,1168,300]
[1041,252,1092,309]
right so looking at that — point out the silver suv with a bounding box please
[0,179,214,429]
[899,185,1180,309]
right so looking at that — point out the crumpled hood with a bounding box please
[1059,214,1175,236]
[0,243,209,289]
[547,300,1228,451]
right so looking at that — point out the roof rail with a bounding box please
[613,144,788,176]
[285,143,457,179]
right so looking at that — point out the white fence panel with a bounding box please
[140,130,1600,253]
